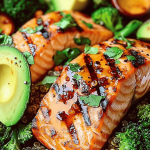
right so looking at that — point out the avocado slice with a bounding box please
[51,0,89,11]
[137,19,150,42]
[0,45,31,126]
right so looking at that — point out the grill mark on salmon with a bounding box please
[13,11,113,82]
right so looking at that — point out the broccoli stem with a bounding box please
[115,20,143,37]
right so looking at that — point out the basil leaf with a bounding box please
[74,37,91,45]
[37,76,57,88]
[55,14,77,30]
[0,34,13,45]
[126,55,136,61]
[0,29,2,33]
[80,95,105,107]
[115,59,121,64]
[84,44,98,54]
[35,25,43,32]
[53,51,67,66]
[82,20,93,29]
[104,47,123,59]
[23,51,34,65]
[69,63,81,72]
[20,25,43,34]
[73,74,82,80]
[53,48,81,66]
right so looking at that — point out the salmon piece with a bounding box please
[32,38,150,150]
[12,11,113,83]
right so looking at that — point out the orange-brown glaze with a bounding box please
[12,11,113,83]
[32,39,150,149]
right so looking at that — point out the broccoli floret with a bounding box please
[0,122,33,150]
[137,104,150,121]
[92,7,123,33]
[0,0,48,29]
[92,0,110,9]
[18,123,33,144]
[116,121,150,150]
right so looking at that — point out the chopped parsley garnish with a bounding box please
[115,35,135,49]
[55,14,77,30]
[104,47,123,59]
[80,95,105,107]
[37,76,57,88]
[82,20,93,29]
[69,63,81,72]
[73,74,82,80]
[20,25,43,34]
[0,34,13,45]
[126,55,136,61]
[23,51,34,65]
[53,48,81,66]
[84,44,98,54]
[115,59,121,64]
[74,37,91,45]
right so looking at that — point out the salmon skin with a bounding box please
[32,38,150,150]
[12,11,113,83]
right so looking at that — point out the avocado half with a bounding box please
[0,45,31,126]
[137,19,150,42]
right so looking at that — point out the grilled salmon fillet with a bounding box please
[12,11,113,83]
[32,38,150,150]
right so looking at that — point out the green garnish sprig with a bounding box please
[80,95,105,107]
[55,14,77,30]
[115,34,135,49]
[104,47,123,59]
[23,52,34,65]
[84,44,98,54]
[82,20,93,29]
[69,63,81,72]
[20,25,43,34]
[37,76,57,88]
[74,37,91,45]
[53,48,81,66]
[0,29,13,45]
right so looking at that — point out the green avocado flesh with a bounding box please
[0,45,31,126]
[137,19,150,42]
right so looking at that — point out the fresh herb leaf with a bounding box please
[53,51,67,66]
[74,37,91,45]
[82,20,93,29]
[69,63,81,72]
[80,95,105,107]
[35,25,44,32]
[37,76,57,88]
[126,55,136,61]
[73,74,82,80]
[84,44,98,54]
[115,59,121,64]
[0,34,13,45]
[115,35,135,49]
[20,25,43,34]
[53,48,81,66]
[23,52,34,65]
[55,14,77,30]
[0,29,2,33]
[104,47,123,59]
[18,123,32,144]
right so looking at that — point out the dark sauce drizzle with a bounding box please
[104,54,123,80]
[129,49,145,68]
[22,32,36,56]
[36,18,50,39]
